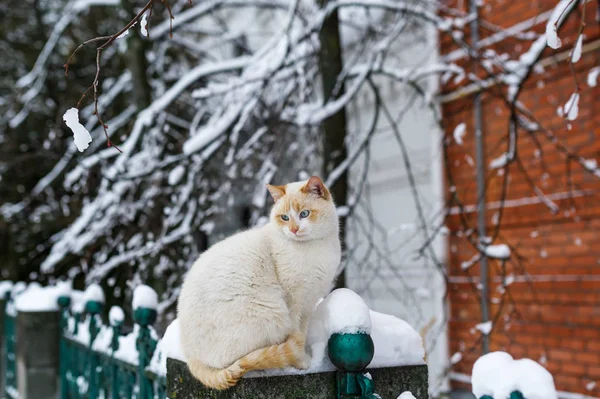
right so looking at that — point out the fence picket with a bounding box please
[3,292,17,399]
[54,285,166,399]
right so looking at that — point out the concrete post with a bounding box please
[166,358,429,399]
[16,310,60,399]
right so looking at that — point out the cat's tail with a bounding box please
[187,332,308,390]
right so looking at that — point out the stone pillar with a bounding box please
[16,311,60,399]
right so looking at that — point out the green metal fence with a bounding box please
[3,286,166,399]
[3,283,426,399]
[57,294,166,399]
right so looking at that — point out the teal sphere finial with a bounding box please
[85,300,103,314]
[57,295,71,308]
[134,307,157,326]
[480,390,524,399]
[327,332,374,372]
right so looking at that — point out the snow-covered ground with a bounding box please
[472,352,557,399]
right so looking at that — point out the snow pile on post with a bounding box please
[14,281,73,312]
[132,284,158,310]
[321,288,372,335]
[83,283,105,304]
[472,351,557,399]
[303,288,424,375]
[109,306,125,325]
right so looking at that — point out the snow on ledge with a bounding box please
[152,288,425,378]
[14,281,72,313]
[149,319,184,376]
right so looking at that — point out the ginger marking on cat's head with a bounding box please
[301,175,331,201]
[267,176,337,242]
[265,184,286,203]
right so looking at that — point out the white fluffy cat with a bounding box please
[178,176,341,390]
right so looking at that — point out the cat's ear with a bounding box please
[266,184,286,203]
[302,176,330,200]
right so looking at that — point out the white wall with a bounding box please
[343,12,449,395]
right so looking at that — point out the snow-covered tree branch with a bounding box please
[1,0,598,395]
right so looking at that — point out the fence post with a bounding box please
[328,332,378,399]
[57,295,71,399]
[109,306,123,399]
[15,304,60,398]
[4,292,17,398]
[135,307,157,399]
[85,298,103,399]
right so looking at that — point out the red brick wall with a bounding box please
[440,0,600,396]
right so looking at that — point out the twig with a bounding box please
[64,0,185,151]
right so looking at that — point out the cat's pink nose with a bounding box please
[291,227,299,234]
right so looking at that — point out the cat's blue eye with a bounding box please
[280,215,289,221]
[299,210,310,219]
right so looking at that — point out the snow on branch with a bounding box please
[63,108,93,152]
[481,244,511,260]
[297,62,372,125]
[16,0,119,90]
[545,0,578,49]
[9,0,120,128]
[131,56,250,158]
